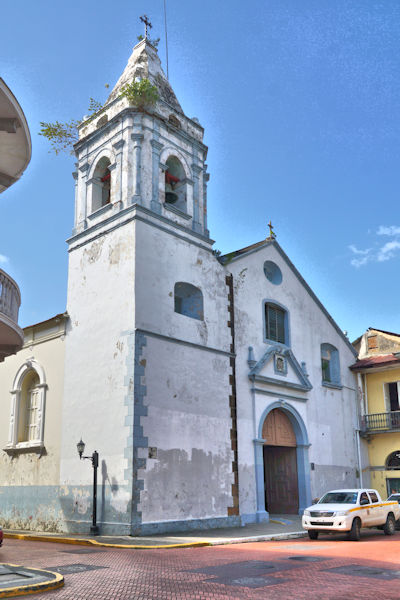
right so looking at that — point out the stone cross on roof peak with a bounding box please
[140,15,152,39]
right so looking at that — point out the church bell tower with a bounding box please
[60,23,236,536]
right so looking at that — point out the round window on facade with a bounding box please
[263,261,282,285]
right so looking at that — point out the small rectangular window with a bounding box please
[265,304,285,343]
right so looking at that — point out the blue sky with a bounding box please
[2,0,400,341]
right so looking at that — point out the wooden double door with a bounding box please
[263,409,299,514]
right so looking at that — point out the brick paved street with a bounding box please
[3,530,400,599]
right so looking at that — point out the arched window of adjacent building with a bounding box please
[321,343,341,386]
[165,156,186,213]
[18,370,40,443]
[174,282,203,320]
[5,360,47,451]
[264,302,288,345]
[91,157,111,212]
[386,451,400,470]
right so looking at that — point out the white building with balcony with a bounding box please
[0,78,31,360]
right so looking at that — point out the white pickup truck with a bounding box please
[302,488,400,541]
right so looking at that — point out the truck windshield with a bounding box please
[319,492,358,504]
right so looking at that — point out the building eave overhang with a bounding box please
[0,78,31,193]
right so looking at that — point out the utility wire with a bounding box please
[164,0,169,79]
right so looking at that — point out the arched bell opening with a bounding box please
[164,156,186,212]
[92,157,111,212]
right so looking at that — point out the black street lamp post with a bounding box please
[77,438,100,536]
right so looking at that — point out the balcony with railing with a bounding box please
[0,268,23,361]
[361,411,400,434]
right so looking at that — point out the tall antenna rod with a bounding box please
[164,0,169,79]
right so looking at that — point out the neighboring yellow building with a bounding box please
[352,328,400,499]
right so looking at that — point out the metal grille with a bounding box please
[310,511,334,517]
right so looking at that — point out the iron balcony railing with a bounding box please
[361,411,400,433]
[0,269,20,323]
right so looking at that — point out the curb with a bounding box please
[0,564,64,598]
[4,533,211,550]
[208,531,306,545]
[4,530,306,549]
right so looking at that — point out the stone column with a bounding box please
[112,139,125,210]
[72,168,78,234]
[7,390,19,447]
[191,163,202,233]
[77,161,89,229]
[253,438,269,522]
[131,133,144,205]
[150,139,163,214]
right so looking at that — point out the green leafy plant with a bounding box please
[137,34,160,48]
[39,97,103,155]
[39,119,80,155]
[120,78,158,110]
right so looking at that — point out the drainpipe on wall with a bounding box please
[356,428,363,488]
[357,372,365,416]
[363,373,368,414]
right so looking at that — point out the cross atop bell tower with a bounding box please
[139,15,152,39]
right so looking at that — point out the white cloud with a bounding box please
[350,256,370,268]
[377,225,400,236]
[349,226,400,268]
[349,245,372,267]
[0,254,9,264]
[349,245,371,256]
[377,240,400,262]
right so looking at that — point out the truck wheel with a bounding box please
[348,518,361,541]
[308,530,318,540]
[384,514,396,536]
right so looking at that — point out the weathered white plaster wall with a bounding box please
[134,217,235,525]
[139,338,233,523]
[61,221,136,497]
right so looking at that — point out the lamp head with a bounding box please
[77,438,85,459]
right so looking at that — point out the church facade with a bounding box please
[0,37,362,535]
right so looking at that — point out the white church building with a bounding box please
[0,36,362,535]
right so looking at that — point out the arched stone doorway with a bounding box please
[253,402,312,521]
[263,409,298,513]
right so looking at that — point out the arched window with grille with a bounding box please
[6,360,47,451]
[386,451,400,470]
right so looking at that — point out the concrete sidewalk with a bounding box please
[4,515,305,549]
[0,564,63,598]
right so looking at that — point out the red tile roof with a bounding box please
[350,354,400,370]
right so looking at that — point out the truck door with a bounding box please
[359,491,372,526]
[367,491,383,525]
